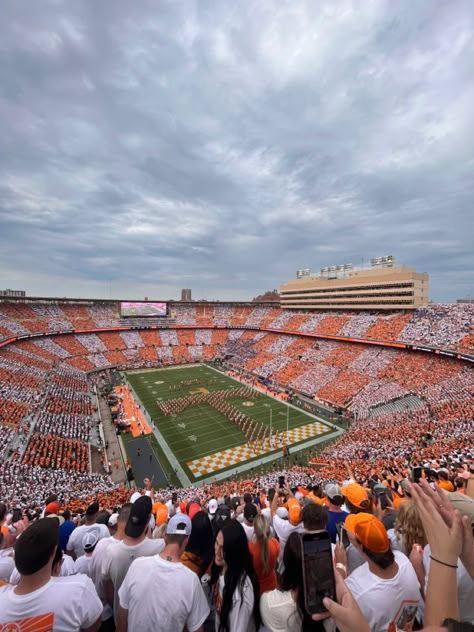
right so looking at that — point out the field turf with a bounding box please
[125,364,332,481]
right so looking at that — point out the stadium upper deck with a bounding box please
[0,298,472,356]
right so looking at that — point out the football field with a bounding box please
[125,364,333,481]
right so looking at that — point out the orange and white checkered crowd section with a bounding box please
[0,300,472,352]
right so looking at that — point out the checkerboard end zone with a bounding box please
[186,421,328,477]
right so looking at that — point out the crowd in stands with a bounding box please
[0,462,117,509]
[0,426,15,460]
[0,464,473,630]
[22,433,90,472]
[0,300,473,354]
[35,411,92,441]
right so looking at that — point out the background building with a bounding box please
[280,259,429,310]
[181,288,192,301]
[0,289,26,297]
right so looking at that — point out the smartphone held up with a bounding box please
[301,530,336,615]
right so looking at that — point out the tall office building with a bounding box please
[181,288,192,301]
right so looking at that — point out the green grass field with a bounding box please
[125,364,333,481]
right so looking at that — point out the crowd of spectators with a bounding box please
[0,461,116,509]
[0,464,472,630]
[22,432,90,472]
[399,303,474,349]
[0,426,15,460]
[76,334,108,354]
[120,331,144,349]
[2,300,472,354]
[35,411,92,441]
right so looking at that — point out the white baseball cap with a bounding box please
[276,507,288,519]
[83,531,98,551]
[167,514,192,536]
[130,492,141,504]
[208,499,218,515]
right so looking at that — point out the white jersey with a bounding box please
[346,550,420,632]
[102,537,165,621]
[0,575,102,632]
[271,515,304,571]
[118,554,209,631]
[89,535,121,621]
[73,554,92,576]
[66,523,110,558]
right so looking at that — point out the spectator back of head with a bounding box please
[15,518,59,575]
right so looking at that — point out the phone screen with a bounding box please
[412,467,422,484]
[278,476,285,488]
[336,523,350,548]
[376,491,389,510]
[12,508,22,523]
[302,531,336,614]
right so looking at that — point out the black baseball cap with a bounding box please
[125,496,152,538]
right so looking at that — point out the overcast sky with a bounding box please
[0,1,473,302]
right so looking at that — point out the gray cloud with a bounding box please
[0,0,473,301]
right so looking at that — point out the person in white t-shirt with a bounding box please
[242,503,257,541]
[73,531,98,577]
[211,519,260,632]
[0,518,102,632]
[343,513,421,632]
[271,485,304,572]
[0,530,15,583]
[89,504,132,629]
[117,513,209,632]
[66,502,110,560]
[102,496,164,622]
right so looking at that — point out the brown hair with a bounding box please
[394,501,427,555]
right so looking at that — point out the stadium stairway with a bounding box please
[368,394,425,418]
[98,398,128,485]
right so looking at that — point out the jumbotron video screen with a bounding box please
[120,301,167,317]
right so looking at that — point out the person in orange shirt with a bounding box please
[248,515,279,594]
[437,469,455,492]
[152,500,168,527]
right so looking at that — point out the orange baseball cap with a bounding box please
[45,502,60,514]
[345,513,389,553]
[287,498,301,525]
[341,483,369,509]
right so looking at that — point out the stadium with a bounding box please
[1,1,474,628]
[0,296,472,504]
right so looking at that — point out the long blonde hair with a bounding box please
[253,514,271,573]
[394,500,427,555]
